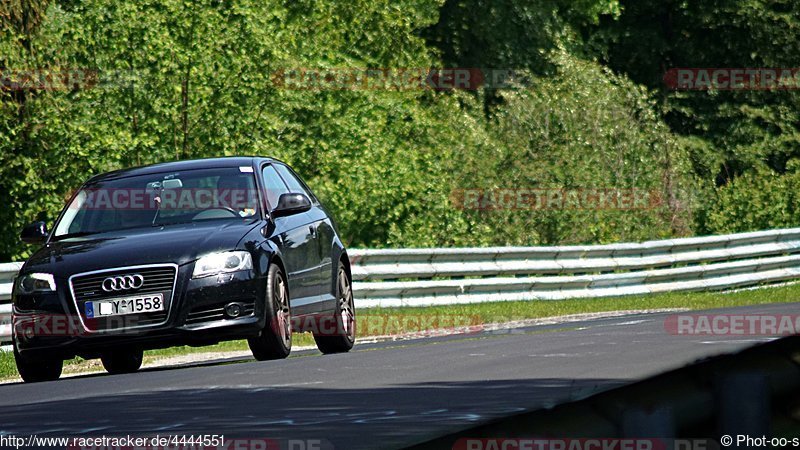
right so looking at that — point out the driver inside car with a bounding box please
[215,175,257,218]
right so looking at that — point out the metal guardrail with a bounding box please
[0,263,22,348]
[350,227,800,307]
[2,228,800,344]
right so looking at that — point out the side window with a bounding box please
[261,164,290,209]
[275,164,317,203]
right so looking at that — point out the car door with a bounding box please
[273,164,332,304]
[261,164,319,308]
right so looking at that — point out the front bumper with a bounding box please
[13,266,266,360]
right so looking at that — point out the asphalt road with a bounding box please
[0,302,794,449]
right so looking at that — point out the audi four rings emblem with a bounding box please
[102,274,144,292]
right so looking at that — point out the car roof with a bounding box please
[87,156,282,183]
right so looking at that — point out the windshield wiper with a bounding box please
[152,220,195,227]
[51,231,101,241]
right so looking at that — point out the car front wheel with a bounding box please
[14,345,63,383]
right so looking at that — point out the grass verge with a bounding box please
[2,282,798,380]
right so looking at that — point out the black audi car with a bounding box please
[12,157,355,382]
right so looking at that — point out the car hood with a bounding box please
[23,220,262,278]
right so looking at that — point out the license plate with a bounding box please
[85,293,164,318]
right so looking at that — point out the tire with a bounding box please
[248,264,292,361]
[314,265,355,354]
[14,345,63,383]
[101,348,144,374]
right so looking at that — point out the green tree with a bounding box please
[449,53,696,245]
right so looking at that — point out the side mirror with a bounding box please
[20,221,48,245]
[272,193,312,218]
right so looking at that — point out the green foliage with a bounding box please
[588,0,800,233]
[0,0,51,36]
[425,0,620,74]
[449,54,695,245]
[0,0,486,257]
[702,167,800,234]
[0,0,794,260]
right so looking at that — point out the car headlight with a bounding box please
[15,273,56,294]
[192,251,253,279]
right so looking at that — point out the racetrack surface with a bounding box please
[0,302,792,449]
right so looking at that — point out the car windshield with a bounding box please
[53,167,259,239]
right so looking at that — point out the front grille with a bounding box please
[185,300,255,325]
[70,265,176,332]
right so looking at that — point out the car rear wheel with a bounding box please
[248,264,292,361]
[14,345,63,383]
[314,265,355,354]
[101,348,144,374]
